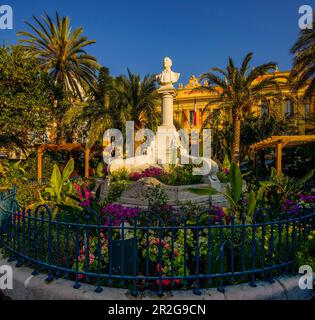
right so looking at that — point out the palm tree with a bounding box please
[111,70,159,131]
[202,110,233,164]
[17,13,99,100]
[63,67,114,147]
[290,17,315,98]
[200,53,283,163]
[65,69,159,148]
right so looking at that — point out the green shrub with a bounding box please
[105,180,129,203]
[158,164,203,186]
[296,230,315,270]
[16,182,45,208]
[110,168,129,182]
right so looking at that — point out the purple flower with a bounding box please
[129,167,166,181]
[299,194,315,203]
[93,152,101,158]
[79,200,92,208]
[102,204,140,226]
[283,198,296,209]
[102,165,108,175]
[283,198,301,215]
[130,172,142,181]
[211,205,225,221]
[224,168,230,175]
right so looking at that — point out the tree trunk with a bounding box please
[231,109,241,165]
[55,100,63,144]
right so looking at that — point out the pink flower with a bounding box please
[74,183,83,200]
[164,243,171,250]
[83,188,92,200]
[14,211,28,222]
[89,254,95,265]
[129,167,166,181]
[130,172,142,181]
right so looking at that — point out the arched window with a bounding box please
[189,111,194,125]
[284,100,294,116]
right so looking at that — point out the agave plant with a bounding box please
[189,162,273,220]
[188,163,246,218]
[257,167,315,214]
[189,163,315,221]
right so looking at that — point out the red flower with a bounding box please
[78,273,85,280]
[173,279,181,286]
[162,279,171,286]
[156,275,171,286]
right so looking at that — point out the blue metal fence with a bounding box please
[0,204,314,296]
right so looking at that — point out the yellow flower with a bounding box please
[308,235,313,240]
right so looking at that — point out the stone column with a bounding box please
[155,85,178,165]
[158,86,176,129]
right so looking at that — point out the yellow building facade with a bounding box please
[173,72,315,135]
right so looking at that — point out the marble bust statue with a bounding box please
[156,57,180,86]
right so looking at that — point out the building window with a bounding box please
[284,100,294,116]
[305,104,310,115]
[189,111,194,125]
[261,104,269,116]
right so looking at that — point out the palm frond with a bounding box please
[17,12,100,99]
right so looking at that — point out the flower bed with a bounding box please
[113,164,203,186]
[1,160,314,295]
[0,203,314,295]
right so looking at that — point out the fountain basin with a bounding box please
[116,177,227,209]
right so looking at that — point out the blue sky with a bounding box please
[0,0,309,84]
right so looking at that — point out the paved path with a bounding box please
[0,290,10,300]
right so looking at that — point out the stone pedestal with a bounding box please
[157,85,176,129]
[155,85,178,165]
[155,126,178,165]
